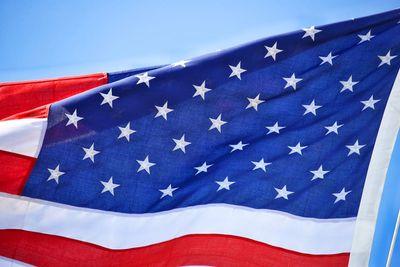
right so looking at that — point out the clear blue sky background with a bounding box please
[0,1,399,266]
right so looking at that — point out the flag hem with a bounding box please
[349,68,400,266]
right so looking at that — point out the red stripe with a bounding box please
[0,73,108,120]
[0,151,36,195]
[2,105,50,120]
[0,230,349,267]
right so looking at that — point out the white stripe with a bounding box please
[0,118,47,158]
[349,69,400,266]
[0,256,33,267]
[0,193,354,255]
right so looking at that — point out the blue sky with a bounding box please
[0,0,399,266]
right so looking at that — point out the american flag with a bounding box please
[0,8,399,267]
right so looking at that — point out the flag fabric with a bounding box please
[0,9,400,267]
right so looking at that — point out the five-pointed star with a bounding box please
[172,59,191,67]
[194,162,213,175]
[155,101,174,120]
[159,184,178,198]
[65,109,83,128]
[82,143,100,163]
[209,114,227,133]
[47,165,65,184]
[229,61,247,80]
[358,30,374,44]
[172,134,191,153]
[325,121,344,135]
[193,81,212,100]
[100,177,120,196]
[135,72,155,87]
[137,155,156,174]
[274,185,294,200]
[378,50,398,67]
[346,140,366,156]
[310,165,330,180]
[215,177,235,191]
[118,122,136,141]
[333,188,351,203]
[229,141,249,152]
[302,26,322,41]
[246,94,265,111]
[319,52,337,65]
[303,99,322,116]
[288,142,307,155]
[264,42,283,61]
[266,122,285,135]
[100,88,119,108]
[283,73,302,90]
[340,75,359,92]
[252,158,272,172]
[361,95,380,111]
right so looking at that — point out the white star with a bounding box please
[288,142,307,155]
[310,165,330,180]
[378,50,398,67]
[283,73,302,90]
[135,72,155,87]
[137,155,156,174]
[216,177,235,191]
[82,143,100,163]
[229,141,249,152]
[229,61,247,80]
[264,42,283,61]
[194,162,213,175]
[302,26,322,41]
[325,121,343,135]
[209,114,227,133]
[252,158,272,172]
[193,81,212,100]
[346,140,366,156]
[47,164,65,184]
[172,134,191,153]
[159,184,178,198]
[361,95,381,111]
[172,60,191,67]
[358,30,374,44]
[246,94,265,111]
[118,122,136,141]
[303,99,322,116]
[340,76,359,93]
[333,188,351,203]
[100,177,120,196]
[274,185,294,200]
[65,109,83,128]
[266,122,285,135]
[100,88,119,108]
[319,52,337,65]
[155,101,174,120]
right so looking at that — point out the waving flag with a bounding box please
[0,9,399,267]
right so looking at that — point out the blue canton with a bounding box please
[24,9,400,219]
